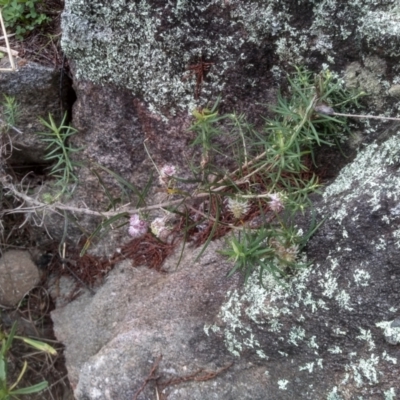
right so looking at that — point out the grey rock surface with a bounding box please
[52,241,244,398]
[0,250,40,306]
[36,78,200,244]
[69,80,195,190]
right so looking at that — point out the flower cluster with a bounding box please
[128,214,148,238]
[268,193,284,213]
[227,197,250,219]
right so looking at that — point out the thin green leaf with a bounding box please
[14,337,57,356]
[3,323,16,355]
[9,381,48,395]
[91,169,117,211]
[0,355,6,383]
[194,197,220,263]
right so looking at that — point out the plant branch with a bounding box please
[0,118,23,134]
[333,112,400,121]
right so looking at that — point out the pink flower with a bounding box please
[160,164,176,177]
[268,193,284,213]
[128,214,148,238]
[159,164,177,185]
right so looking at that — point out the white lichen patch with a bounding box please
[277,379,289,390]
[326,386,344,400]
[382,351,397,365]
[360,5,400,57]
[299,362,314,373]
[332,327,347,336]
[328,346,342,354]
[203,324,221,336]
[335,290,353,311]
[356,328,375,351]
[346,354,380,387]
[62,0,294,116]
[374,237,387,251]
[256,349,268,359]
[376,321,400,345]
[208,261,398,398]
[62,0,400,116]
[384,387,396,400]
[214,266,326,358]
[353,269,371,287]
[320,270,339,298]
[321,132,400,225]
[288,326,306,346]
[392,229,400,248]
[308,336,319,349]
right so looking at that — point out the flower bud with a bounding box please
[150,217,170,238]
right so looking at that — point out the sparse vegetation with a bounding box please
[1,66,363,285]
[0,322,56,400]
[0,0,49,39]
[2,2,400,397]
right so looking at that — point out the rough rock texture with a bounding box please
[0,250,40,306]
[61,0,400,118]
[343,56,388,110]
[31,78,204,244]
[69,80,197,191]
[52,125,400,399]
[51,242,247,398]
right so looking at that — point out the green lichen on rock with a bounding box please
[206,127,400,397]
[343,56,387,110]
[62,0,399,116]
[359,4,400,57]
[62,0,280,115]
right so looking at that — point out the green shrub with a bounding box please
[1,67,364,286]
[37,112,82,201]
[0,0,49,39]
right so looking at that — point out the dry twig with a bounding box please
[0,9,16,71]
[158,362,233,389]
[132,355,163,400]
